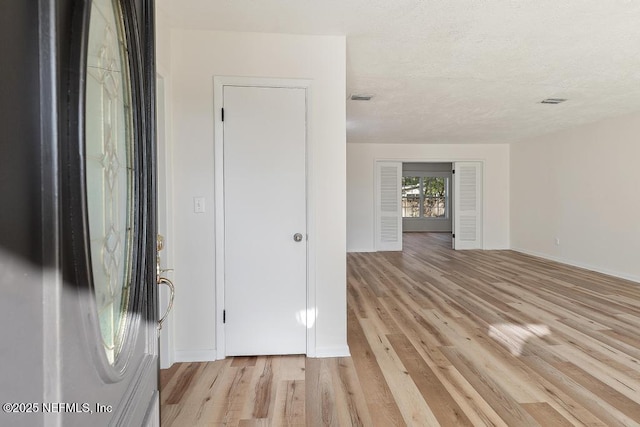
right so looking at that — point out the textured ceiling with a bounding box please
[157,0,640,144]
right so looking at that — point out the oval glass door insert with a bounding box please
[85,0,135,365]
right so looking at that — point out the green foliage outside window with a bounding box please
[402,176,447,218]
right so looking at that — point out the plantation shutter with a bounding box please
[453,162,483,250]
[375,161,402,251]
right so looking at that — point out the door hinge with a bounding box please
[452,233,455,239]
[452,169,455,174]
[221,108,224,121]
[223,310,226,323]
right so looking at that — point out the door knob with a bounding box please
[293,233,303,242]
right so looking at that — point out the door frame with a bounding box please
[374,157,485,250]
[156,70,175,369]
[213,76,316,358]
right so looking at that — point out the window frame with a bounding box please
[401,172,450,220]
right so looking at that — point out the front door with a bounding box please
[0,1,157,426]
[222,84,308,356]
[60,0,158,425]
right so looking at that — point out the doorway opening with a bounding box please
[375,160,483,251]
[401,162,453,235]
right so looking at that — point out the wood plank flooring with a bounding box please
[160,233,640,426]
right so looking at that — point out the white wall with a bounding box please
[511,112,640,282]
[170,30,347,360]
[155,8,171,76]
[347,143,510,252]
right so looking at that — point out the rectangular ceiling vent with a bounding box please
[350,94,373,101]
[540,98,567,104]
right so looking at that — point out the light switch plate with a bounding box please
[194,197,205,213]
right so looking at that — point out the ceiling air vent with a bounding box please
[540,98,567,104]
[350,94,373,101]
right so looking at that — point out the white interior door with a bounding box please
[453,162,483,250]
[223,85,307,356]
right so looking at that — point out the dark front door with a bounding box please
[0,1,158,426]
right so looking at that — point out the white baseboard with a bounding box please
[511,248,640,284]
[484,245,510,250]
[174,347,351,361]
[313,345,351,358]
[347,248,375,253]
[174,349,218,363]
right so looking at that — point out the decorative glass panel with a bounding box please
[85,0,135,365]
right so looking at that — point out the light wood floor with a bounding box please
[160,233,640,426]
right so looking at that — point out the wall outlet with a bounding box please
[555,237,560,246]
[194,197,205,213]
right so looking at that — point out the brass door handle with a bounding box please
[158,277,175,330]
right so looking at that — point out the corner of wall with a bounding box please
[509,113,640,282]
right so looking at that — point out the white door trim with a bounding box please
[156,71,175,369]
[213,76,316,359]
